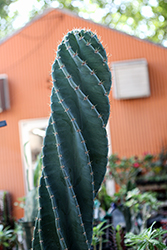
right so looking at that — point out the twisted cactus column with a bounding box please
[32,29,112,250]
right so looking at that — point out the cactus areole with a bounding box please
[32,29,112,250]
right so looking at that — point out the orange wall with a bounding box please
[109,34,167,157]
[0,8,167,218]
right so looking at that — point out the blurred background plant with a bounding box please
[92,221,112,250]
[94,185,166,249]
[0,190,20,250]
[107,154,141,188]
[92,221,126,250]
[0,224,16,249]
[93,149,167,249]
[0,222,24,250]
[136,146,167,183]
[14,142,42,222]
[125,221,167,250]
[125,188,162,234]
[14,143,42,250]
[108,148,167,190]
[1,0,167,47]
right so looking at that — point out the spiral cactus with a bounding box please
[32,29,111,250]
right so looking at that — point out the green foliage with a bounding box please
[23,144,42,221]
[115,225,123,250]
[96,150,167,249]
[92,221,112,250]
[33,153,42,188]
[15,143,42,222]
[125,221,167,250]
[15,189,39,222]
[89,0,167,45]
[97,183,112,211]
[37,0,82,13]
[125,188,161,213]
[0,0,18,39]
[32,29,111,250]
[1,0,167,46]
[34,0,167,45]
[108,151,167,186]
[136,149,167,183]
[108,154,140,187]
[0,224,17,248]
[125,187,162,233]
[0,191,12,227]
[106,152,167,234]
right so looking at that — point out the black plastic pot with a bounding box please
[18,219,34,250]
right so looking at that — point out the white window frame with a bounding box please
[19,117,48,192]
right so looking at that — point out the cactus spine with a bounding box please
[32,29,111,250]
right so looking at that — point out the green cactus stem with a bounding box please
[32,29,111,250]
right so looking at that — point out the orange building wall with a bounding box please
[0,8,167,218]
[109,35,167,156]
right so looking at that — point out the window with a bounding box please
[112,59,150,100]
[0,74,10,112]
[19,118,48,191]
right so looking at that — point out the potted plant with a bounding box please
[32,29,112,249]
